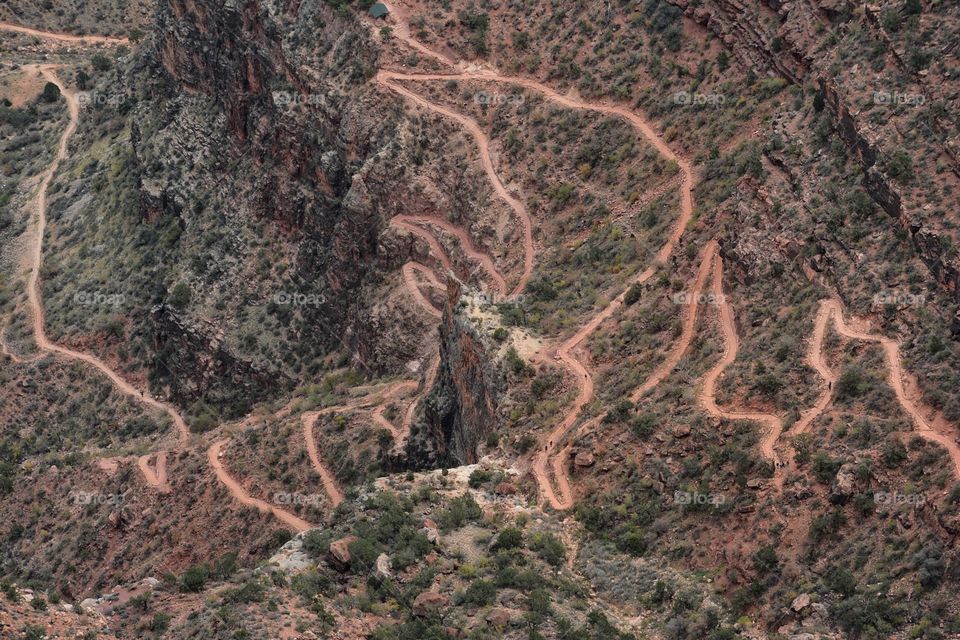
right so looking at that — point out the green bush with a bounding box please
[348,537,381,570]
[836,367,871,401]
[461,578,496,606]
[39,82,60,103]
[169,282,192,310]
[436,492,482,531]
[303,529,333,557]
[531,532,566,567]
[490,527,523,552]
[180,563,209,592]
[624,283,643,305]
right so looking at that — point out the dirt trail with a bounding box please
[19,68,187,492]
[393,214,507,295]
[301,411,346,508]
[376,13,698,509]
[371,381,419,439]
[629,241,717,403]
[136,452,170,492]
[0,22,129,45]
[400,356,438,438]
[781,303,837,485]
[524,118,697,509]
[819,300,960,475]
[698,254,784,481]
[377,72,534,297]
[401,262,442,318]
[208,439,314,532]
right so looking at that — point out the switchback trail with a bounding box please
[377,71,534,297]
[376,12,698,510]
[698,254,784,482]
[301,411,347,508]
[781,303,837,486]
[371,381,420,439]
[208,439,314,532]
[400,262,442,318]
[816,300,960,475]
[0,22,129,45]
[21,68,188,491]
[628,241,718,403]
[393,214,507,295]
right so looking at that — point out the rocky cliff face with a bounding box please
[405,282,503,468]
[150,304,291,415]
[673,0,960,306]
[123,0,419,399]
[153,0,370,231]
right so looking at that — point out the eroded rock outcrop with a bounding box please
[405,281,503,468]
[151,304,291,414]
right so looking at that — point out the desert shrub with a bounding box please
[222,579,265,604]
[348,537,382,570]
[291,569,334,601]
[825,565,857,597]
[169,282,192,310]
[531,532,566,567]
[812,452,842,483]
[624,282,644,305]
[40,82,60,103]
[148,612,171,632]
[303,529,333,557]
[436,492,482,531]
[831,593,903,638]
[836,366,871,401]
[809,509,846,545]
[180,564,209,592]
[91,53,112,71]
[490,527,524,552]
[881,439,908,468]
[468,469,495,488]
[461,578,496,606]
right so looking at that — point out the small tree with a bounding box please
[169,282,192,310]
[40,82,61,103]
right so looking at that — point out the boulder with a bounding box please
[421,520,440,544]
[412,591,449,617]
[791,593,811,612]
[486,607,513,627]
[78,598,100,612]
[672,425,692,438]
[494,481,517,495]
[573,451,595,467]
[326,535,358,571]
[806,602,828,621]
[830,463,856,504]
[375,553,392,579]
